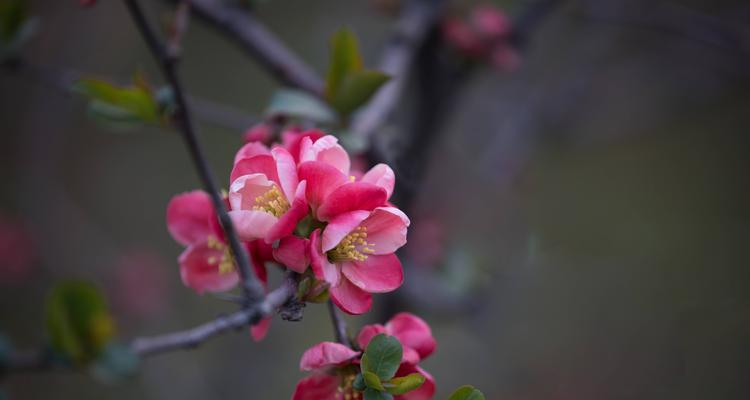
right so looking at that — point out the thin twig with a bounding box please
[326,300,351,348]
[177,0,324,96]
[123,0,263,302]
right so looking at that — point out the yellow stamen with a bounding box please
[328,226,375,262]
[206,235,236,274]
[252,185,290,217]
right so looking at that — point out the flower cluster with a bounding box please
[166,129,410,330]
[293,313,436,400]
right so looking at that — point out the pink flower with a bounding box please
[282,128,325,163]
[0,214,35,285]
[309,207,409,314]
[229,147,308,244]
[113,249,169,318]
[242,122,273,144]
[293,341,361,400]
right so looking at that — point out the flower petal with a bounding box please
[166,191,214,246]
[302,135,350,175]
[300,342,359,371]
[292,374,341,400]
[359,207,410,255]
[229,173,274,211]
[330,277,373,315]
[271,146,298,203]
[341,254,403,293]
[230,154,279,184]
[249,317,271,342]
[310,229,340,286]
[273,235,309,273]
[178,243,239,294]
[395,366,436,400]
[228,210,278,241]
[361,164,395,200]
[266,181,308,243]
[283,129,324,162]
[356,324,387,350]
[234,141,270,165]
[321,210,370,252]
[298,161,348,214]
[386,313,436,360]
[317,182,388,222]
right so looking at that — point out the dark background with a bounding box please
[1,0,750,399]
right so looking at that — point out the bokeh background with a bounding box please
[2,0,750,399]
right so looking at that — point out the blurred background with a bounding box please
[1,0,750,399]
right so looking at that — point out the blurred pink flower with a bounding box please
[242,122,273,145]
[113,249,169,318]
[0,214,35,285]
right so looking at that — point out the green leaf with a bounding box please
[384,373,425,395]
[90,342,140,383]
[363,388,393,400]
[73,75,160,128]
[0,0,26,41]
[361,333,402,381]
[46,281,115,365]
[265,88,337,125]
[325,28,363,100]
[353,372,366,391]
[329,70,390,117]
[363,370,385,391]
[448,385,486,400]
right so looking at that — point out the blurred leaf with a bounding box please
[448,385,486,400]
[265,88,336,125]
[329,70,390,118]
[364,370,385,391]
[384,373,425,395]
[364,388,393,400]
[325,28,363,100]
[361,333,402,381]
[353,372,367,391]
[73,74,161,129]
[90,342,140,383]
[0,0,38,60]
[46,281,115,365]
[337,130,369,153]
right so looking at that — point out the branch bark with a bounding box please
[124,0,264,302]
[327,300,352,348]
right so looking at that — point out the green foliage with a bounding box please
[0,0,38,60]
[324,28,390,119]
[46,281,115,365]
[448,385,486,400]
[361,334,402,381]
[353,372,367,391]
[383,373,425,395]
[364,388,393,400]
[364,370,386,391]
[266,88,337,125]
[73,73,162,130]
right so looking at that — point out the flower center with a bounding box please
[339,371,363,400]
[206,236,235,274]
[252,185,289,217]
[328,226,375,262]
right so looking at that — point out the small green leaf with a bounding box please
[325,28,363,100]
[46,281,115,365]
[0,0,26,41]
[90,342,140,383]
[363,388,393,400]
[329,70,390,117]
[361,333,402,381]
[73,75,160,128]
[353,372,366,391]
[384,373,425,395]
[363,370,385,391]
[265,88,337,125]
[448,385,486,400]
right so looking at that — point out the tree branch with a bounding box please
[179,0,324,96]
[124,0,264,302]
[327,299,352,348]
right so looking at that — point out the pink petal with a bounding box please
[310,229,340,286]
[299,135,350,175]
[292,374,341,400]
[341,254,403,293]
[229,173,274,211]
[361,164,395,200]
[273,236,309,273]
[321,210,370,252]
[178,243,239,294]
[230,154,279,184]
[228,210,278,241]
[298,161,348,215]
[359,207,410,255]
[395,366,436,400]
[299,342,359,371]
[250,317,271,342]
[356,324,387,350]
[317,182,388,222]
[234,141,270,165]
[386,313,436,360]
[283,129,324,162]
[271,146,298,203]
[330,277,373,315]
[247,240,269,285]
[166,191,214,246]
[266,181,308,243]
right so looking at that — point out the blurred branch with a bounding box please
[1,59,257,131]
[327,300,352,348]
[124,0,264,302]
[176,0,324,96]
